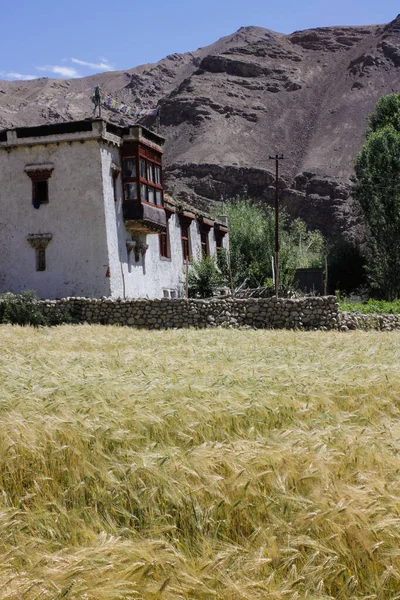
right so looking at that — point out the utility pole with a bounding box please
[269,154,284,297]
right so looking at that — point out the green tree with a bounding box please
[353,93,400,300]
[225,199,324,288]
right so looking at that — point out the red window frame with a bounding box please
[179,214,193,262]
[122,154,164,207]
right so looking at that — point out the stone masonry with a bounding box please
[41,296,339,329]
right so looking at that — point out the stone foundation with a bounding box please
[41,296,339,329]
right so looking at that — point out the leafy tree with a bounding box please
[188,255,225,298]
[225,199,325,288]
[353,93,400,300]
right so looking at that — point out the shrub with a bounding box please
[0,291,73,326]
[188,255,225,298]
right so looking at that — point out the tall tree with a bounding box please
[225,199,324,288]
[353,94,400,300]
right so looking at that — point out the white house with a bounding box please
[0,118,228,299]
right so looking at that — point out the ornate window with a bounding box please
[159,212,173,259]
[179,213,194,262]
[25,165,54,209]
[27,234,53,272]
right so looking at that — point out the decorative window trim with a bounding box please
[27,234,52,272]
[25,164,54,208]
[25,164,54,181]
[126,238,148,262]
[27,233,53,250]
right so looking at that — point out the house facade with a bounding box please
[0,118,228,299]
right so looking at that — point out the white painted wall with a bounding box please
[98,142,223,299]
[0,134,229,300]
[0,139,111,299]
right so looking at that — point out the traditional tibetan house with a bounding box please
[0,118,228,299]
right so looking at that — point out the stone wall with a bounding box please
[339,312,400,331]
[41,296,339,329]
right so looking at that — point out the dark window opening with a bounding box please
[125,182,138,201]
[36,249,46,271]
[215,230,225,250]
[123,157,136,178]
[181,222,191,262]
[33,180,48,206]
[200,229,209,257]
[159,227,171,259]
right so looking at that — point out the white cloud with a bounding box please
[71,58,113,71]
[0,71,38,81]
[37,65,80,78]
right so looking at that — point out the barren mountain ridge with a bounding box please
[1,14,400,236]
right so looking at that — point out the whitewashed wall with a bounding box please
[0,140,111,299]
[100,143,224,299]
[0,137,228,300]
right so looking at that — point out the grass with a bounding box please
[1,325,400,599]
[339,298,400,314]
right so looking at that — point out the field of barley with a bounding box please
[0,326,400,599]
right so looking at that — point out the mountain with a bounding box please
[1,15,400,237]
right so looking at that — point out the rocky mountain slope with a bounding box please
[1,15,400,237]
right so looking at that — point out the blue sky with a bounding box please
[0,0,398,81]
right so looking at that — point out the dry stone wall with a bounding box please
[41,296,339,329]
[339,312,400,331]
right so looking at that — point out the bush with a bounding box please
[188,256,225,298]
[338,297,400,314]
[225,199,325,288]
[0,291,73,326]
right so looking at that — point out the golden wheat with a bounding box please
[0,325,399,599]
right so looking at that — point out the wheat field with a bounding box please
[0,325,400,599]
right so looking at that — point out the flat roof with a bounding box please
[0,118,165,146]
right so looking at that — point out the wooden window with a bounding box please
[122,157,136,178]
[200,228,209,257]
[181,221,191,262]
[159,227,170,259]
[33,180,48,206]
[155,190,163,206]
[125,182,138,201]
[155,165,161,185]
[148,186,155,204]
[140,183,147,201]
[214,227,227,252]
[140,159,146,179]
[147,163,154,182]
[26,167,53,208]
[36,248,46,271]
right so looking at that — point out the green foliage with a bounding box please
[338,297,400,314]
[327,237,366,295]
[225,199,325,288]
[188,255,225,298]
[289,218,325,268]
[353,93,400,300]
[0,291,73,326]
[368,93,400,134]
